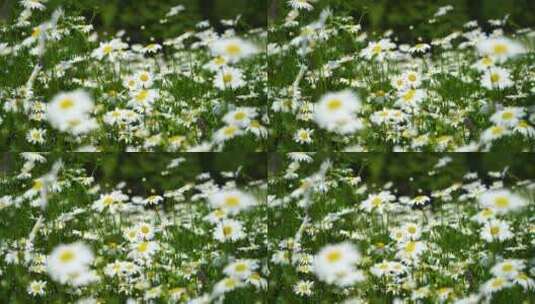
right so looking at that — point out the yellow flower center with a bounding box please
[103,45,113,54]
[403,90,416,102]
[235,263,247,272]
[326,250,342,263]
[141,225,150,234]
[32,179,43,190]
[482,208,493,217]
[408,226,417,234]
[494,196,509,208]
[59,98,75,110]
[224,278,236,288]
[224,196,240,207]
[491,126,504,135]
[225,44,241,56]
[103,196,114,206]
[326,98,342,111]
[223,225,233,236]
[482,57,493,66]
[59,250,75,263]
[501,112,513,120]
[491,278,504,288]
[371,197,382,207]
[408,74,417,82]
[490,226,500,236]
[137,242,149,253]
[518,120,528,128]
[502,263,513,272]
[223,73,233,83]
[31,27,41,38]
[490,73,500,83]
[493,44,508,55]
[404,241,416,253]
[139,74,149,82]
[234,112,246,120]
[223,126,237,137]
[214,56,226,65]
[135,90,149,102]
[372,45,382,54]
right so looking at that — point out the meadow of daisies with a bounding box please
[0,152,267,302]
[268,152,535,303]
[0,1,267,151]
[269,1,535,151]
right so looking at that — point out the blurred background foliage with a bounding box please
[1,153,267,194]
[270,153,535,196]
[1,0,267,42]
[269,0,535,42]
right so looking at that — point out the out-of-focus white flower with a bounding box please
[313,90,363,134]
[476,37,525,63]
[46,242,94,285]
[210,38,258,62]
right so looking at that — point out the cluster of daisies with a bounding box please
[0,153,267,302]
[0,1,267,151]
[269,153,535,302]
[270,2,535,151]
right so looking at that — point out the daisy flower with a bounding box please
[210,38,258,62]
[490,107,525,128]
[361,191,396,213]
[312,242,363,286]
[128,89,159,110]
[46,89,94,133]
[313,90,363,134]
[223,259,258,280]
[491,259,525,279]
[128,241,159,260]
[208,190,256,215]
[213,125,243,143]
[361,39,396,61]
[480,219,513,242]
[223,107,257,127]
[213,219,245,242]
[481,277,511,294]
[409,43,431,54]
[21,0,47,11]
[514,120,535,137]
[27,280,46,296]
[481,67,513,90]
[288,0,314,11]
[46,242,94,285]
[479,189,526,214]
[213,67,246,90]
[26,128,46,144]
[396,240,426,261]
[135,70,154,88]
[476,37,525,63]
[92,38,128,61]
[92,191,128,213]
[480,125,509,143]
[395,88,426,109]
[294,128,314,144]
[142,43,162,54]
[293,280,314,296]
[213,277,243,295]
[403,70,422,88]
[143,195,164,205]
